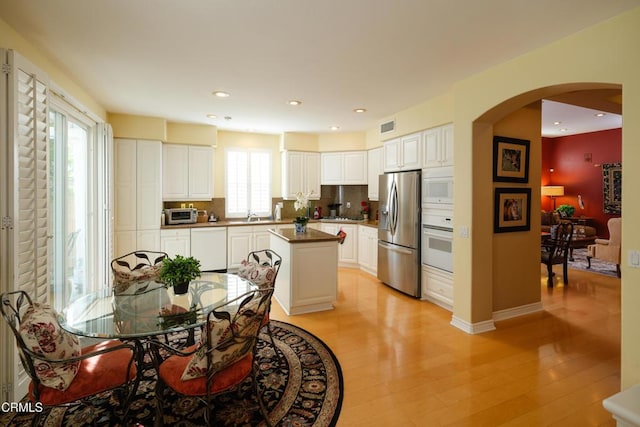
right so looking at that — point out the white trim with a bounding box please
[492,302,544,322]
[450,315,496,334]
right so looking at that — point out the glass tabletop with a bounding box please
[58,272,256,339]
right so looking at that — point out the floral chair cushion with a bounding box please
[19,303,81,391]
[237,259,275,288]
[181,296,263,381]
[112,264,163,294]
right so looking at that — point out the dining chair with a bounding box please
[0,290,141,426]
[110,250,169,294]
[541,222,574,287]
[237,250,282,360]
[151,287,274,426]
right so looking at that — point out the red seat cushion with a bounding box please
[29,340,137,405]
[159,352,253,396]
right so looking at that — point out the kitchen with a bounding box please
[114,118,454,312]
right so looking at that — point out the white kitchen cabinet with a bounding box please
[320,223,358,267]
[114,138,162,257]
[367,147,384,201]
[227,225,274,269]
[383,133,422,172]
[321,151,367,185]
[162,144,214,201]
[423,124,454,168]
[421,265,453,311]
[358,225,378,276]
[191,227,227,271]
[161,229,191,259]
[281,151,320,200]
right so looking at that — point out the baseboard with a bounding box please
[450,316,496,334]
[492,302,543,322]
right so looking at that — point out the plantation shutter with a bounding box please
[0,49,50,401]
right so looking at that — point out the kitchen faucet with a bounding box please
[247,211,259,222]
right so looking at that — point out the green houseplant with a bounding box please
[159,255,202,294]
[556,204,575,218]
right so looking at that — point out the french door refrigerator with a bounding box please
[378,170,421,297]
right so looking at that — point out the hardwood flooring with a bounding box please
[269,265,621,426]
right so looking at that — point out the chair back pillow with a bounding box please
[113,264,163,294]
[19,303,81,391]
[237,259,275,288]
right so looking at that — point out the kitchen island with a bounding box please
[269,228,341,315]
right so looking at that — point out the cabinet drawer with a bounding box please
[422,266,453,300]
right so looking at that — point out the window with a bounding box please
[225,149,271,218]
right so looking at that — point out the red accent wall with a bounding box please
[541,128,621,238]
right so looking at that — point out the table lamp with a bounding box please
[541,185,564,210]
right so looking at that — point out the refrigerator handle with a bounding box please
[379,240,413,255]
[390,180,399,235]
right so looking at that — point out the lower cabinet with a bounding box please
[227,225,274,269]
[191,228,227,271]
[320,223,358,267]
[114,230,160,257]
[421,265,453,311]
[160,229,190,259]
[358,225,377,276]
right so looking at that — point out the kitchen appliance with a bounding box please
[164,208,197,225]
[423,166,453,205]
[422,224,453,272]
[274,203,282,221]
[378,170,421,297]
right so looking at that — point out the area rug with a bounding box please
[0,320,343,427]
[568,248,619,277]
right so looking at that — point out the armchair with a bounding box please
[587,217,622,277]
[541,222,574,287]
[0,290,140,425]
[151,287,273,426]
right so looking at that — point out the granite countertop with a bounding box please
[268,228,342,243]
[161,219,379,229]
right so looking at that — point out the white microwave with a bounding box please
[422,167,453,205]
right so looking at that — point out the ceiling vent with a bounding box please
[379,119,396,136]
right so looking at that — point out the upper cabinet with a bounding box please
[282,151,321,200]
[383,133,422,172]
[367,147,384,201]
[162,144,214,201]
[423,124,454,168]
[321,151,367,185]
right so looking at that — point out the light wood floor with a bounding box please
[269,265,621,427]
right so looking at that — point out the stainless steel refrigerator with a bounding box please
[378,170,421,297]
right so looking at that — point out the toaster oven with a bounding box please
[164,208,197,225]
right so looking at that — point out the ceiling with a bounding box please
[0,0,634,135]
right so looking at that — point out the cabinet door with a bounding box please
[137,140,162,230]
[401,133,421,170]
[161,230,191,259]
[227,230,252,269]
[337,224,358,265]
[367,147,383,200]
[343,152,367,184]
[188,146,214,200]
[441,124,454,166]
[321,152,345,185]
[383,138,402,171]
[305,152,321,199]
[136,230,161,252]
[191,228,226,270]
[114,139,137,231]
[254,230,272,252]
[422,127,442,168]
[114,230,137,258]
[162,144,189,200]
[282,151,304,199]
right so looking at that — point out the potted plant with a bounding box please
[293,190,313,233]
[556,204,575,218]
[159,255,202,295]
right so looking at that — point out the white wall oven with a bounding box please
[421,209,453,273]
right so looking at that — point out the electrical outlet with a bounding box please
[346,201,351,209]
[629,250,640,268]
[459,226,469,238]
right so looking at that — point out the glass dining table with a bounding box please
[58,272,257,340]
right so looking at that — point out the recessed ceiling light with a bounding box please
[330,125,340,131]
[560,128,568,132]
[213,91,230,98]
[353,108,367,113]
[595,112,606,117]
[553,121,562,125]
[287,100,302,106]
[206,114,217,119]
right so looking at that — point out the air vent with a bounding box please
[380,119,396,135]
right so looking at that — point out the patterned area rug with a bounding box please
[568,248,619,277]
[1,321,343,426]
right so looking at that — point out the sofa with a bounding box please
[541,210,597,238]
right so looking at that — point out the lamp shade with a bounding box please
[541,185,564,197]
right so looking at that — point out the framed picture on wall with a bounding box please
[494,187,532,233]
[492,136,530,183]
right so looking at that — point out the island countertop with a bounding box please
[269,228,342,243]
